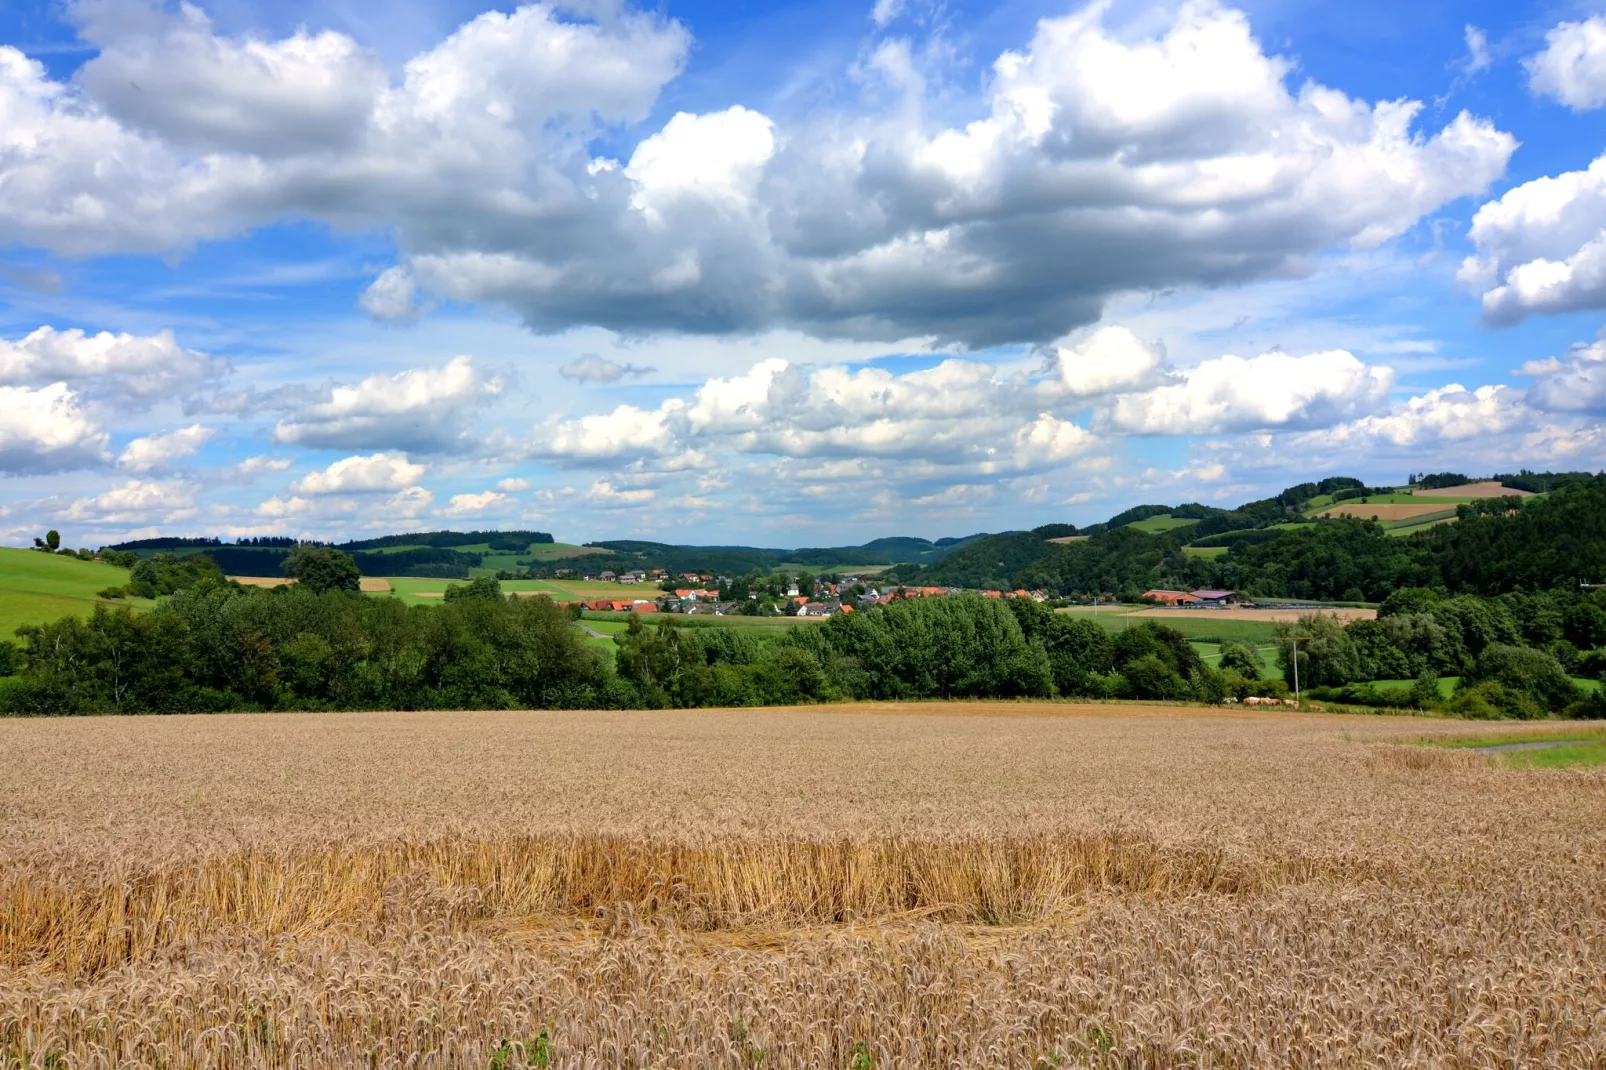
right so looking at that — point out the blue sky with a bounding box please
[2,0,1605,548]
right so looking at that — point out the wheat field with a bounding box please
[1,703,1603,1068]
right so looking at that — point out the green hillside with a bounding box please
[0,548,154,639]
[1126,514,1200,534]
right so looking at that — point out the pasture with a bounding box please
[1123,514,1199,534]
[0,703,1602,1067]
[382,576,648,604]
[0,547,151,638]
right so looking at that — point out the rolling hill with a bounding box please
[0,548,151,640]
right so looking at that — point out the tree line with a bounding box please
[899,477,1606,600]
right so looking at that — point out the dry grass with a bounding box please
[1411,481,1532,498]
[1316,502,1452,521]
[227,576,393,592]
[1,705,1603,1068]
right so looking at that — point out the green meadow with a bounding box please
[0,548,154,638]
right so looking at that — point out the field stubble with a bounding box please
[0,705,1603,1068]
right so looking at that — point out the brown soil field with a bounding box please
[1131,607,1377,622]
[228,575,393,592]
[1,704,1603,1067]
[1316,502,1451,521]
[1411,481,1532,498]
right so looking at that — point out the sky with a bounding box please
[2,0,1606,548]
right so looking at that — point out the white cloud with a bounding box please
[1296,382,1525,449]
[1462,25,1492,77]
[75,2,387,154]
[0,383,112,473]
[271,355,501,452]
[1459,154,1606,324]
[1525,16,1606,110]
[1520,337,1606,413]
[0,327,227,406]
[558,354,656,383]
[117,424,217,472]
[443,490,510,515]
[0,3,690,256]
[534,400,685,463]
[625,106,776,223]
[291,452,427,494]
[0,1,1513,347]
[871,0,905,28]
[1108,349,1394,434]
[586,479,655,505]
[56,479,199,525]
[235,455,293,478]
[494,476,531,492]
[359,266,426,321]
[1048,327,1164,397]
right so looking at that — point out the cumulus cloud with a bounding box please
[291,452,426,494]
[558,354,657,383]
[55,478,199,525]
[271,355,502,452]
[1108,349,1394,434]
[1295,383,1526,449]
[443,490,510,515]
[1520,337,1606,413]
[0,327,227,407]
[1525,16,1606,110]
[494,476,531,491]
[1459,154,1606,324]
[533,401,686,463]
[0,383,112,473]
[0,3,690,256]
[0,1,1513,346]
[1048,327,1164,397]
[117,424,217,472]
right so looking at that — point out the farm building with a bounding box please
[1144,589,1201,606]
[1190,589,1239,606]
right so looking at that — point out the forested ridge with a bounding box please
[899,477,1606,599]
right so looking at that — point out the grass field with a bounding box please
[1181,544,1228,558]
[0,547,153,638]
[381,576,651,604]
[1373,676,1601,697]
[1426,726,1606,768]
[1124,514,1200,534]
[0,704,1603,1066]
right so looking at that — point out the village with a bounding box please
[561,566,1250,617]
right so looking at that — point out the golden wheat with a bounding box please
[1,704,1603,1067]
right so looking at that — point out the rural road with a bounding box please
[578,624,611,639]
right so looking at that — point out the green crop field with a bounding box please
[1384,514,1461,537]
[0,548,155,638]
[1181,545,1228,559]
[380,576,653,605]
[1124,514,1200,534]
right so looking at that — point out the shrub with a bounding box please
[1406,670,1443,709]
[1450,680,1544,720]
[1465,644,1580,714]
[444,576,504,602]
[1217,641,1263,679]
[1561,690,1606,720]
